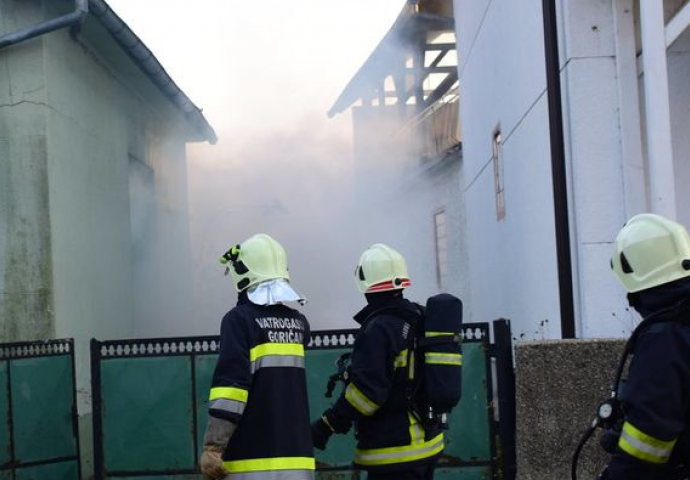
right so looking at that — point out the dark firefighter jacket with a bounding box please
[324,294,444,472]
[208,293,314,479]
[601,278,690,480]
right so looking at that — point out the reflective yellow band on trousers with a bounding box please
[224,469,314,480]
[355,433,444,466]
[209,386,249,403]
[345,383,380,416]
[249,343,304,361]
[223,456,315,473]
[424,352,463,366]
[618,421,676,464]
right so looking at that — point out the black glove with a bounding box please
[311,417,334,451]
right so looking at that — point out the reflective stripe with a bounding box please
[223,457,315,473]
[394,349,409,368]
[345,383,379,416]
[425,353,463,366]
[249,343,304,361]
[226,469,314,480]
[210,387,249,403]
[251,354,305,373]
[408,413,423,445]
[619,421,676,464]
[355,433,444,466]
[425,331,455,337]
[209,398,246,415]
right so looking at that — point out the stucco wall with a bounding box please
[39,0,196,378]
[454,0,561,339]
[669,28,690,229]
[453,0,635,340]
[0,1,55,341]
[0,0,198,418]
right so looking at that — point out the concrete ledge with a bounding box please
[515,339,626,480]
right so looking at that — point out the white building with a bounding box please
[454,0,690,339]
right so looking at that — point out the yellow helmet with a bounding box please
[220,234,290,292]
[611,213,690,293]
[355,243,411,294]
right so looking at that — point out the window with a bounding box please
[434,209,449,288]
[493,130,505,221]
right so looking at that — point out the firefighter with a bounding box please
[311,244,444,480]
[600,213,690,480]
[200,233,315,480]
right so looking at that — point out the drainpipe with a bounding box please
[0,0,88,51]
[639,0,677,219]
[541,0,576,339]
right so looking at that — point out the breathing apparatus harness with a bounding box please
[571,299,690,480]
[323,298,462,431]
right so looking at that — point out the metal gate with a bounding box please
[91,321,514,480]
[0,339,81,480]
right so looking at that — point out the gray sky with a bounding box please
[107,0,405,137]
[106,0,407,331]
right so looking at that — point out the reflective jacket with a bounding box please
[208,294,314,480]
[602,287,690,480]
[324,296,444,472]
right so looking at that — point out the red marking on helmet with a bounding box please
[366,278,411,292]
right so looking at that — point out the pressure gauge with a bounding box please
[598,401,614,420]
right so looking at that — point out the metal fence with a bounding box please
[0,339,81,480]
[91,320,515,480]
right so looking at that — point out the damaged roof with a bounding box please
[328,0,456,118]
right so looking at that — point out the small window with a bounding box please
[493,130,505,221]
[434,209,449,288]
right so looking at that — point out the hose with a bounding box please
[572,424,597,480]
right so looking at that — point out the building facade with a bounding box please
[454,0,690,339]
[0,0,215,401]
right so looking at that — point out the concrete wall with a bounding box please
[516,339,625,480]
[0,0,55,342]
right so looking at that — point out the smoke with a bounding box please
[106,0,465,335]
[187,113,365,332]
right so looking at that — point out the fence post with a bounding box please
[494,319,516,480]
[90,339,104,480]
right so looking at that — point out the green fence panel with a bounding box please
[443,342,492,462]
[15,460,79,480]
[194,353,218,454]
[101,356,194,472]
[11,355,76,463]
[306,348,359,469]
[315,466,491,479]
[307,327,494,473]
[0,362,9,467]
[94,325,503,479]
[116,476,201,480]
[0,339,79,479]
